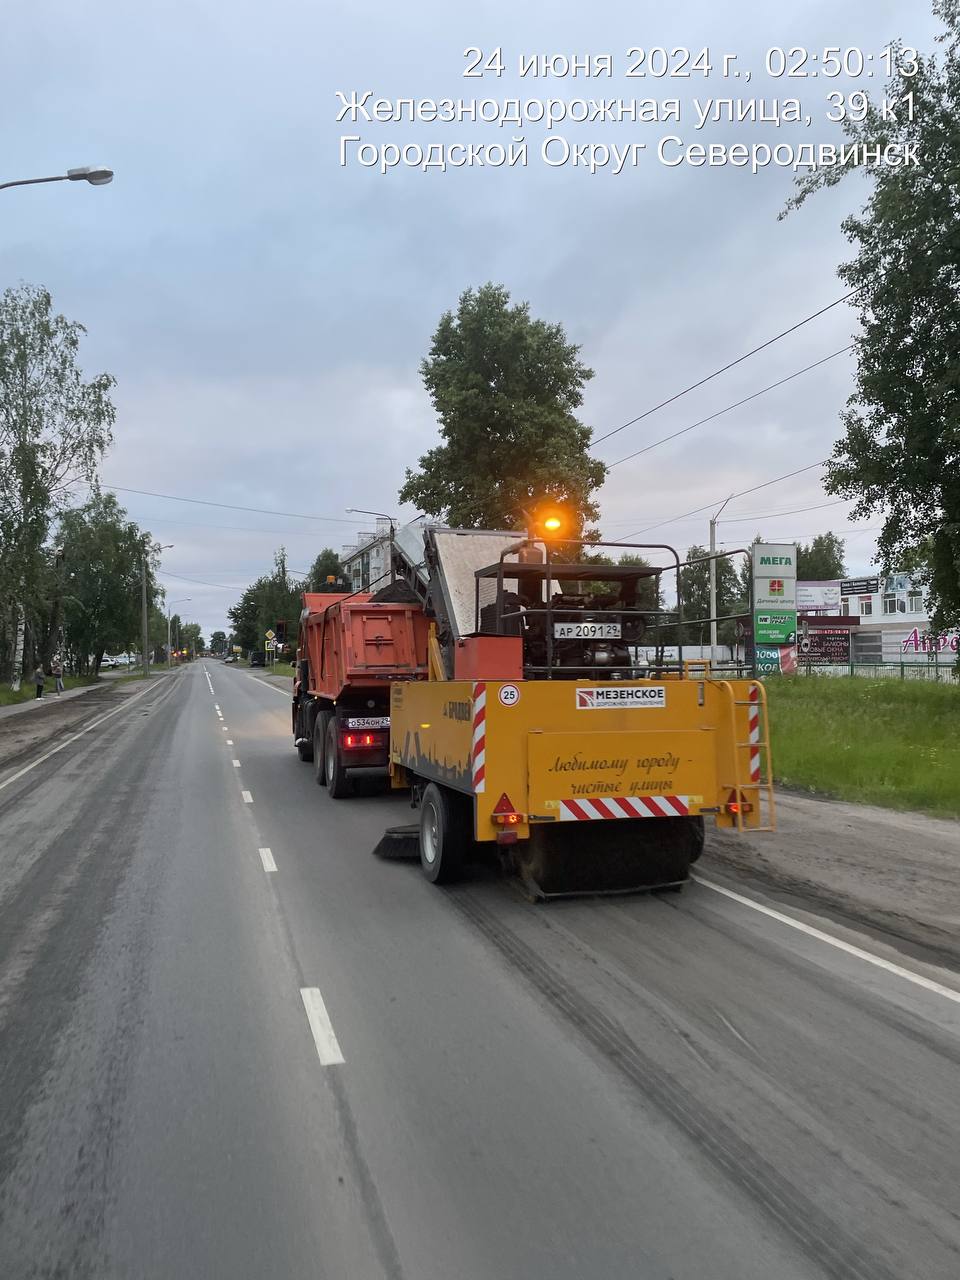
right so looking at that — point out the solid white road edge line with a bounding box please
[259,847,277,874]
[694,875,960,1006]
[241,790,253,804]
[246,674,289,698]
[0,681,157,794]
[300,988,345,1065]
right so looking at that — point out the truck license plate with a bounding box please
[345,716,390,729]
[553,621,622,640]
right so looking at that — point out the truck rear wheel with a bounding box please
[325,716,352,798]
[690,816,705,864]
[313,711,330,787]
[419,783,469,884]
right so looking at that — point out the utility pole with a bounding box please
[141,545,150,679]
[709,496,733,663]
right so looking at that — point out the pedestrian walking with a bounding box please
[33,664,45,699]
[52,658,64,695]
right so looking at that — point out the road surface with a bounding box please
[1,662,958,1279]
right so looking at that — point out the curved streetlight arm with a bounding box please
[0,167,114,192]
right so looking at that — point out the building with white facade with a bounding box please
[799,573,958,664]
[340,518,393,592]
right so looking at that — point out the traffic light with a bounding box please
[275,619,287,645]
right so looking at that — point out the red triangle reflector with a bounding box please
[492,792,516,815]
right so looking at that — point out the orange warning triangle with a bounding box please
[492,792,516,815]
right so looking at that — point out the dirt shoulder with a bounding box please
[0,676,171,774]
[702,791,960,970]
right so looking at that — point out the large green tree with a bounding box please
[679,545,742,645]
[797,532,847,580]
[784,4,960,631]
[308,548,344,591]
[228,548,305,653]
[209,629,228,655]
[0,285,115,687]
[400,283,605,533]
[180,622,204,657]
[57,493,159,674]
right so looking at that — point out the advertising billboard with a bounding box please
[797,581,841,612]
[798,629,850,664]
[840,576,880,596]
[752,543,797,646]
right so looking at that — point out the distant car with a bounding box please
[101,658,120,669]
[249,652,266,668]
[222,654,238,664]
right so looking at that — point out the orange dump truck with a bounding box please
[292,590,430,796]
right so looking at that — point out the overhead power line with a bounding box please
[606,346,853,468]
[622,460,830,539]
[717,498,850,523]
[99,483,364,525]
[158,570,246,591]
[592,290,858,448]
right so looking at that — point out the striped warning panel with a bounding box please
[558,795,690,821]
[748,684,761,782]
[471,681,486,793]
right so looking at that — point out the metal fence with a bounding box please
[797,660,960,683]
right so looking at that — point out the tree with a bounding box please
[783,5,960,632]
[227,548,305,654]
[796,533,846,580]
[678,545,741,645]
[399,283,606,533]
[57,493,158,675]
[0,285,116,687]
[180,622,204,657]
[308,548,344,590]
[577,552,662,609]
[227,588,260,653]
[209,630,228,655]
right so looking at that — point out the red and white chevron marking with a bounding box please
[471,681,486,793]
[558,795,690,821]
[748,685,761,782]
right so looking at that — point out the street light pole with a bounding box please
[709,496,734,663]
[0,166,114,192]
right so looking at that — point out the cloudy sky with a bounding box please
[2,0,938,638]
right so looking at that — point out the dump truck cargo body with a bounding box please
[292,591,430,787]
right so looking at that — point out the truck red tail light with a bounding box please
[343,731,382,749]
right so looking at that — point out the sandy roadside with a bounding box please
[0,678,167,774]
[703,791,960,969]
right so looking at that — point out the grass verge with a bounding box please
[765,675,960,817]
[0,674,99,707]
[114,664,170,684]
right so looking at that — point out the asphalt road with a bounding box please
[1,661,959,1279]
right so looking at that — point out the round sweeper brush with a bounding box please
[513,816,703,899]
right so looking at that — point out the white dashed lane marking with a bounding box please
[300,988,345,1065]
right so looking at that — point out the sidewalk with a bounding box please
[0,669,157,722]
